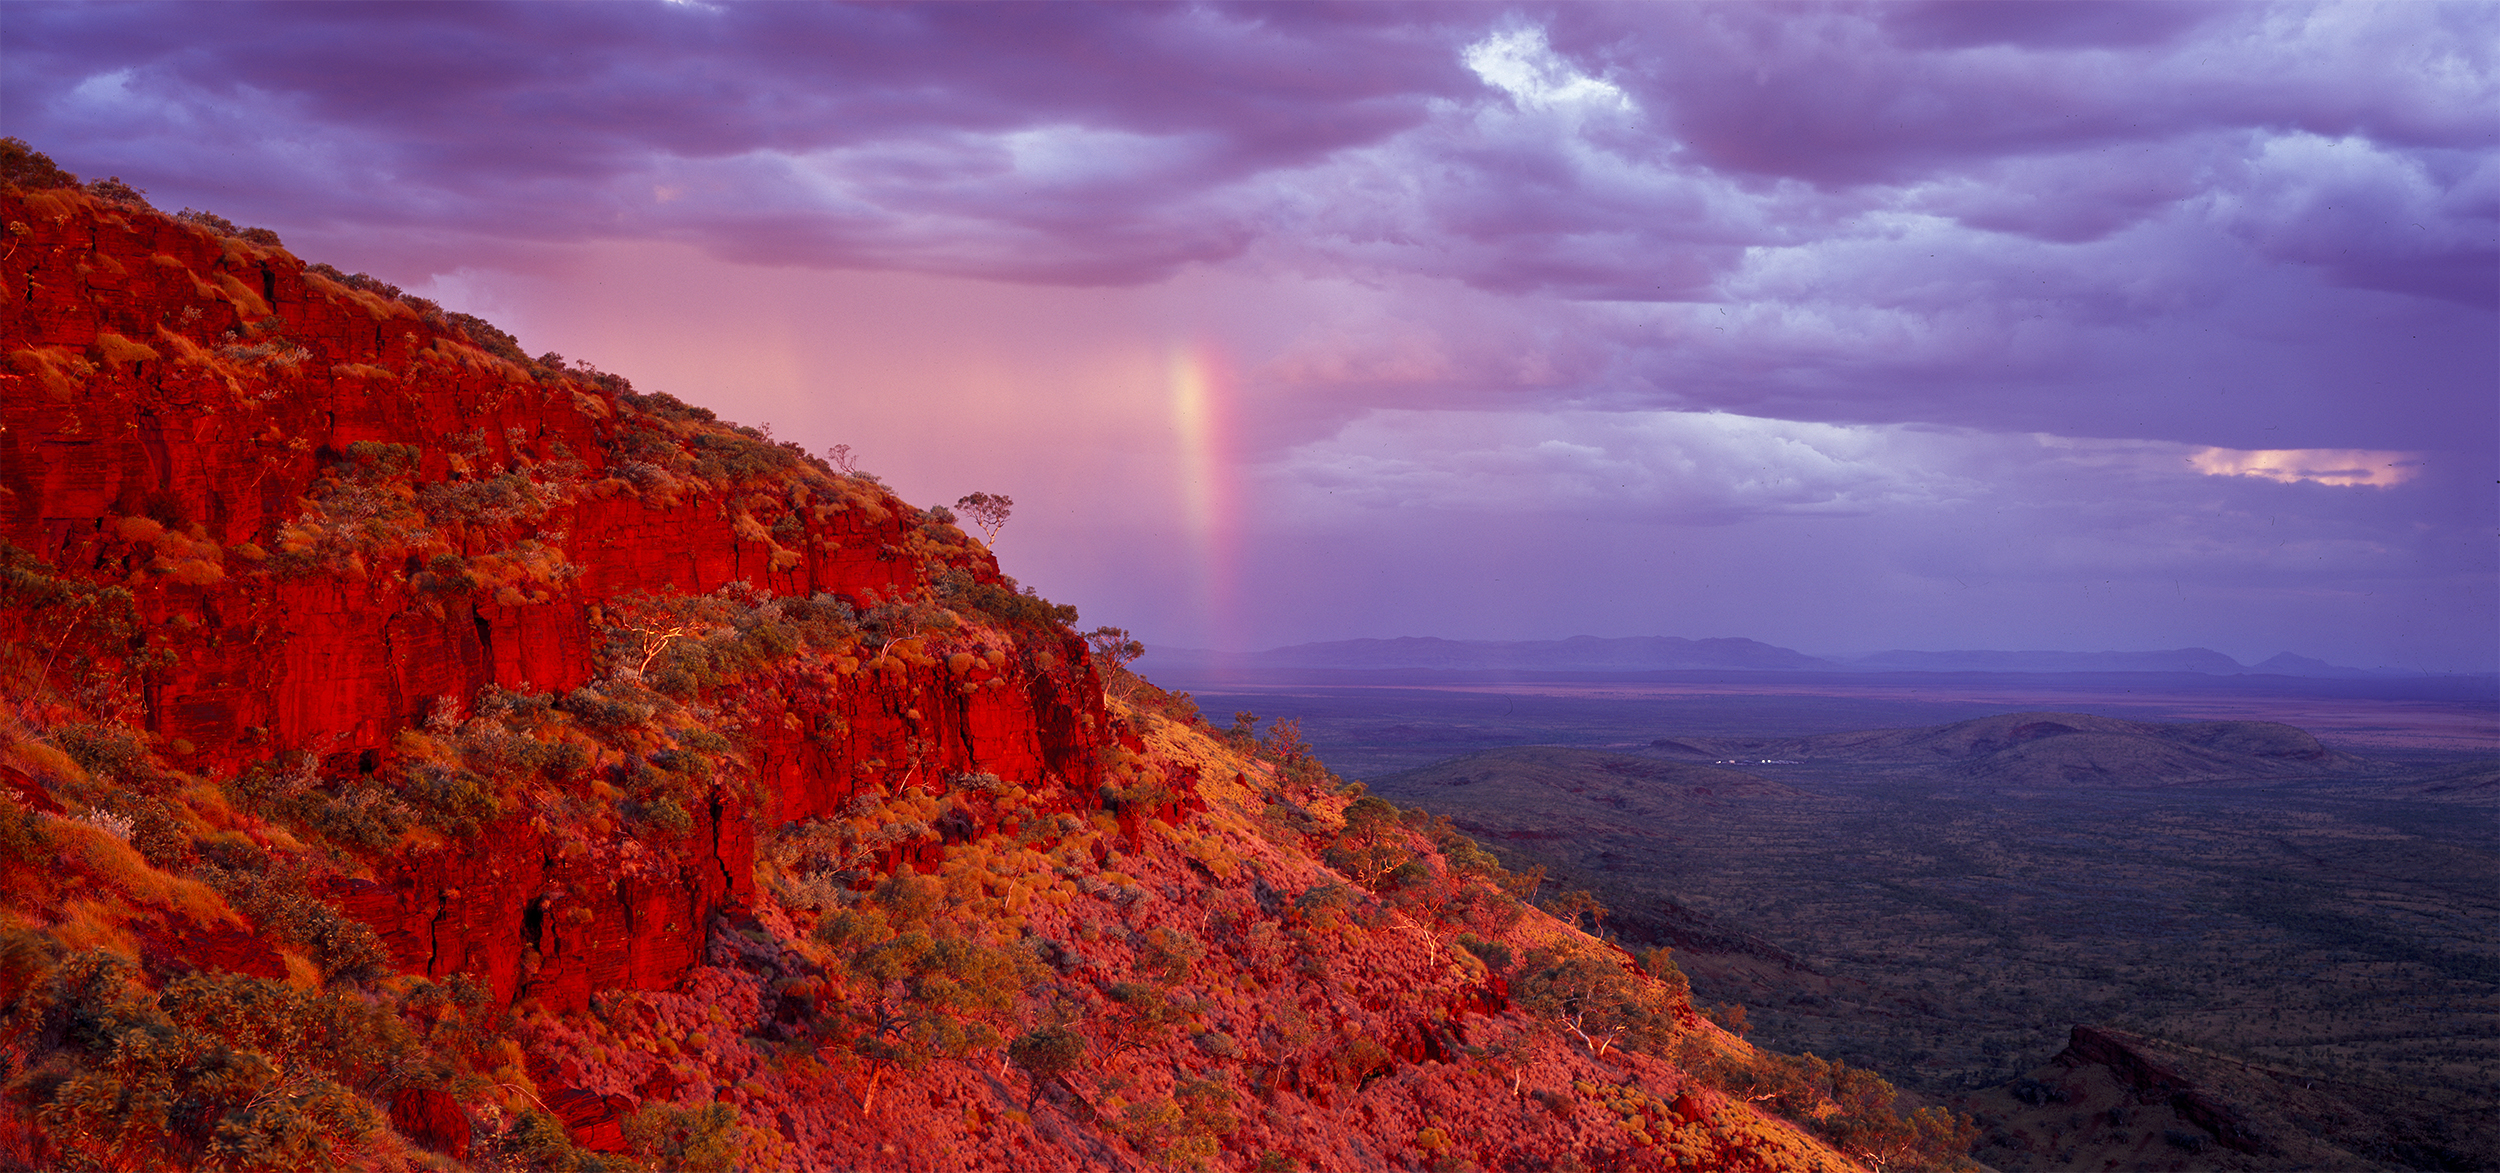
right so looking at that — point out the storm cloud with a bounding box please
[7,1,2491,669]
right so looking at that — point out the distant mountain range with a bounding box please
[1154,635,1829,673]
[1138,636,2430,678]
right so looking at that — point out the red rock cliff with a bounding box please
[1,185,1107,1010]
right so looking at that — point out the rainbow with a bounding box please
[1166,342,1245,652]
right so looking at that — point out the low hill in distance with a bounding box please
[1970,1025,2478,1172]
[1845,648,2248,675]
[1155,635,1835,673]
[1645,711,2380,787]
[1124,669,2498,783]
[1140,637,2456,681]
[2250,652,2381,679]
[2390,758,2500,801]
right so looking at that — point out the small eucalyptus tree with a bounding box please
[954,492,1012,543]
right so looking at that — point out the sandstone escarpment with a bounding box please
[1,184,1104,1010]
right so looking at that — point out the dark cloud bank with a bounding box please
[6,1,2492,669]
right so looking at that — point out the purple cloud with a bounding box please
[3,1,2491,668]
[1885,1,2231,50]
[6,2,1476,281]
[12,1,2489,310]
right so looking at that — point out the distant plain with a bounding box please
[1144,669,2498,778]
[1146,667,2499,1167]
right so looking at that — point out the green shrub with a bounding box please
[202,1076,382,1173]
[647,747,713,786]
[23,958,432,1172]
[1327,1035,1394,1087]
[297,781,416,852]
[226,753,418,853]
[1513,942,1676,1060]
[343,441,420,477]
[305,263,402,303]
[939,575,1079,634]
[85,176,150,207]
[1175,1077,1239,1137]
[1,137,79,189]
[1541,887,1606,933]
[619,389,714,423]
[1113,1096,1186,1157]
[1697,1047,1982,1171]
[1294,882,1355,924]
[633,795,694,837]
[395,756,499,835]
[1340,796,1398,845]
[1132,926,1205,986]
[0,542,152,702]
[621,1102,738,1172]
[413,553,480,596]
[53,723,150,782]
[417,472,561,526]
[176,208,239,235]
[1007,1024,1088,1104]
[595,582,833,696]
[271,445,439,576]
[1103,981,1188,1052]
[1456,934,1513,973]
[1638,946,1694,1002]
[197,862,390,983]
[443,312,530,365]
[684,429,796,483]
[495,1108,605,1172]
[0,795,52,864]
[841,928,1046,1071]
[557,685,651,731]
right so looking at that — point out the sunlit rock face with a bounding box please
[1,184,1107,1011]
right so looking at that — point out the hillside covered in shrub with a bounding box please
[0,142,1973,1172]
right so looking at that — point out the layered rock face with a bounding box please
[0,183,1915,1173]
[1,184,1105,1010]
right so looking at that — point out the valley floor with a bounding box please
[1188,678,2499,1170]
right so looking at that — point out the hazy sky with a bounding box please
[9,2,2494,669]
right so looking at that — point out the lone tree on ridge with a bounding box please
[955,492,1012,543]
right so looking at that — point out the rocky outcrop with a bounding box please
[2058,1025,2271,1156]
[1967,1024,2489,1172]
[1,185,1106,1009]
